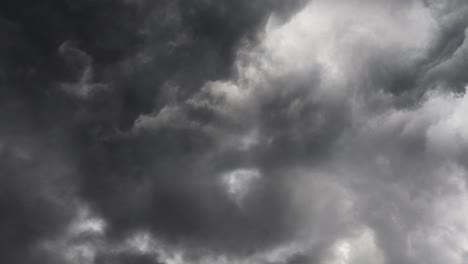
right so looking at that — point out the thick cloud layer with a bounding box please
[2,0,468,263]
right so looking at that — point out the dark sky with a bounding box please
[1,1,468,264]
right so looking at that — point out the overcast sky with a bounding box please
[1,0,468,263]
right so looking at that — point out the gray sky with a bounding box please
[1,0,468,263]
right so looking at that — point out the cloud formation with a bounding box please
[2,0,468,263]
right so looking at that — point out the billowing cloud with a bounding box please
[2,0,468,263]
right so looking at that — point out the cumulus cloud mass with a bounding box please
[2,0,468,263]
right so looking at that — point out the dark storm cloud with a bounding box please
[0,1,149,260]
[0,138,76,264]
[0,0,309,263]
[3,0,468,263]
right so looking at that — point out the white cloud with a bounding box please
[221,168,262,206]
[324,228,385,264]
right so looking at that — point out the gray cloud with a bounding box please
[2,0,468,264]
